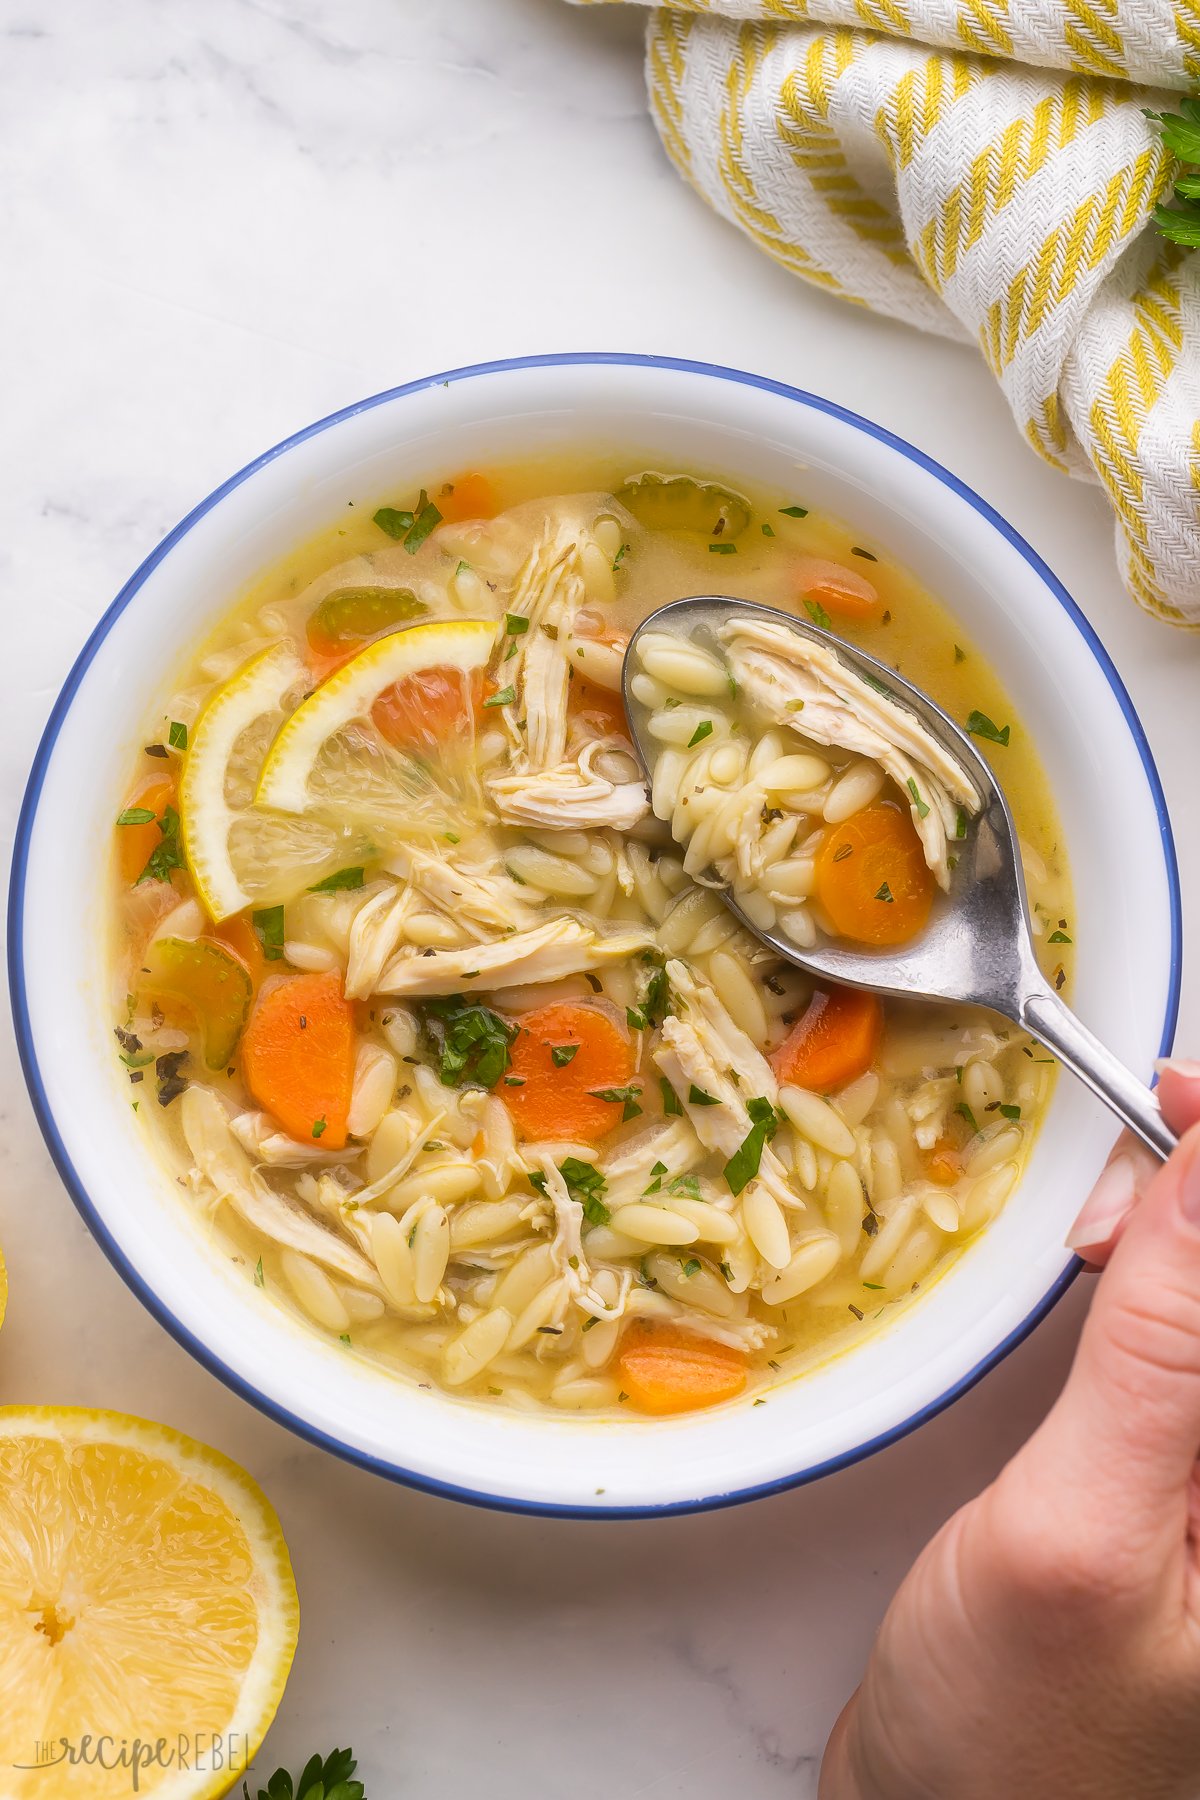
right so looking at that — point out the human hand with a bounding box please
[819,1060,1200,1800]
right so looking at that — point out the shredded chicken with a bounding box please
[624,1286,773,1352]
[495,524,588,773]
[384,844,537,935]
[181,1088,385,1294]
[377,919,653,996]
[526,1151,590,1300]
[667,959,778,1101]
[345,882,417,1000]
[488,737,650,831]
[719,617,981,887]
[230,1111,362,1167]
[654,1016,804,1214]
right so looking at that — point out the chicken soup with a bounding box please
[110,462,1072,1416]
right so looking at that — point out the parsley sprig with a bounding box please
[243,1747,364,1800]
[1147,98,1200,247]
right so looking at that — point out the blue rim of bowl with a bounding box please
[8,352,1181,1520]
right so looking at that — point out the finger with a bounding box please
[1065,1138,1156,1263]
[1064,1058,1200,1263]
[1156,1058,1200,1134]
[1047,1122,1200,1522]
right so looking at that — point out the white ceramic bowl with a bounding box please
[9,355,1180,1516]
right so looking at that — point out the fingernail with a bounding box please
[1156,1057,1200,1080]
[1066,1154,1138,1251]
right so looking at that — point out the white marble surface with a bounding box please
[2,1,1197,1792]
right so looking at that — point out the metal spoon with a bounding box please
[623,596,1175,1160]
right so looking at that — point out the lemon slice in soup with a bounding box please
[256,618,498,815]
[180,644,355,921]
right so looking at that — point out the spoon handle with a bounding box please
[1019,980,1176,1161]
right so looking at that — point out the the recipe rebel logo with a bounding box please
[13,1731,252,1791]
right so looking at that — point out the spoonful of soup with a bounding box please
[623,597,1175,1160]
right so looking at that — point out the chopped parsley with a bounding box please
[709,542,737,555]
[953,644,966,664]
[253,1258,265,1289]
[966,709,1011,746]
[642,1159,669,1196]
[956,806,969,840]
[612,543,631,573]
[484,685,515,708]
[420,994,516,1088]
[589,1083,643,1123]
[660,1077,683,1116]
[998,1103,1022,1120]
[308,866,365,893]
[687,720,714,748]
[504,612,529,636]
[312,1116,327,1138]
[680,1258,702,1278]
[761,522,775,538]
[723,1096,779,1196]
[833,842,853,862]
[252,905,286,961]
[851,546,877,561]
[551,1043,579,1068]
[625,959,669,1033]
[374,488,442,554]
[155,1050,188,1108]
[875,881,894,903]
[804,598,832,630]
[135,804,185,884]
[1048,929,1073,944]
[667,1173,702,1200]
[117,807,156,826]
[955,1100,979,1132]
[779,504,809,518]
[559,1157,610,1226]
[688,1084,720,1107]
[906,777,930,820]
[168,719,188,750]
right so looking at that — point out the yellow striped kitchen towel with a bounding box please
[574,0,1200,625]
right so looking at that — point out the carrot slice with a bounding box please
[925,1136,961,1185]
[435,472,496,523]
[240,971,356,1149]
[618,1324,747,1415]
[569,674,628,739]
[771,985,883,1091]
[372,664,483,752]
[214,913,267,988]
[795,556,879,619]
[116,774,175,885]
[496,1003,634,1141]
[814,801,934,946]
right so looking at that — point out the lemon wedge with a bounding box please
[180,645,360,921]
[0,1407,298,1798]
[256,619,497,815]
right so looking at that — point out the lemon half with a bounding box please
[256,619,497,814]
[0,1408,298,1799]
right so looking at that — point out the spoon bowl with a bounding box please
[624,595,1175,1160]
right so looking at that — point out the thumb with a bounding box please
[1042,1122,1200,1527]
